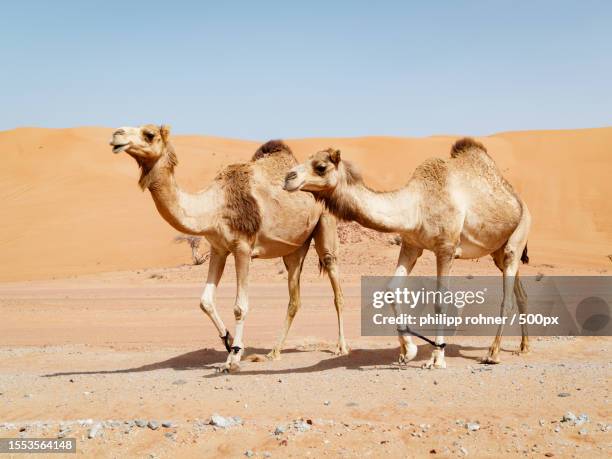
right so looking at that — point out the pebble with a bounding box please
[88,423,102,439]
[58,427,71,439]
[274,425,286,435]
[148,421,160,430]
[561,412,576,423]
[323,400,330,406]
[575,414,589,426]
[557,392,570,397]
[578,428,588,435]
[244,451,254,457]
[465,422,480,432]
[460,446,468,456]
[294,420,311,432]
[135,419,147,428]
[209,414,242,428]
[263,452,272,458]
[161,421,175,428]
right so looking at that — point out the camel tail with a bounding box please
[521,244,529,264]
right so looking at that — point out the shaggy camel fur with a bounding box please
[110,125,348,372]
[284,138,531,368]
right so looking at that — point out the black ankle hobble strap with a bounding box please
[221,331,232,353]
[397,326,446,349]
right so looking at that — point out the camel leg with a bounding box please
[422,248,454,369]
[199,248,231,344]
[515,274,530,354]
[389,243,422,364]
[491,250,529,356]
[219,245,251,373]
[491,248,529,354]
[492,253,529,354]
[267,241,310,360]
[313,212,349,356]
[483,204,530,364]
[482,246,527,364]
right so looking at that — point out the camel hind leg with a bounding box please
[515,274,530,354]
[267,240,310,360]
[313,212,349,356]
[483,203,531,364]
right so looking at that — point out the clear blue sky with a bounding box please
[1,1,610,139]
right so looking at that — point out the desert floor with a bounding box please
[1,235,610,458]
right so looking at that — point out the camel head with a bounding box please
[109,124,177,189]
[110,124,171,160]
[284,148,357,194]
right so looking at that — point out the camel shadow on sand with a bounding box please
[42,343,498,378]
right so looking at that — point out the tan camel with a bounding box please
[284,138,531,368]
[109,124,348,372]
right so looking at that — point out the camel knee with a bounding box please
[321,252,337,270]
[200,299,215,315]
[287,299,300,318]
[503,246,521,269]
[233,302,249,321]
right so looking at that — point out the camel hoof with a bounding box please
[405,343,418,361]
[422,360,446,370]
[333,344,350,356]
[422,351,446,369]
[480,355,500,365]
[266,350,281,361]
[215,362,240,374]
[512,347,530,356]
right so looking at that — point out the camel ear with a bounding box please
[160,125,171,142]
[329,149,341,166]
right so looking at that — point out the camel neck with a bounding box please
[325,182,419,233]
[146,165,218,236]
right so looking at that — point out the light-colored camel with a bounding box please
[284,138,531,368]
[109,124,348,372]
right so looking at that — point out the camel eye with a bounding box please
[143,131,155,142]
[315,164,327,175]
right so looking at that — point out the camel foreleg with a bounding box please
[199,248,231,346]
[218,247,251,373]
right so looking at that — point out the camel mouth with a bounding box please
[112,143,130,154]
[283,180,304,192]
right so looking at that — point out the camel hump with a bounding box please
[450,137,487,158]
[251,140,296,161]
[216,163,262,236]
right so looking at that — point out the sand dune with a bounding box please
[1,126,610,281]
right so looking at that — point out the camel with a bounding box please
[109,124,348,372]
[284,138,531,368]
